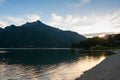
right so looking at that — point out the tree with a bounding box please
[113,34,120,46]
[107,35,114,49]
[79,37,107,49]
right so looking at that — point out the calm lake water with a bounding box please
[0,49,114,80]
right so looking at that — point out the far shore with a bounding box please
[76,49,120,80]
[0,48,114,51]
[0,48,71,50]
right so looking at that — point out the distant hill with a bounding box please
[0,20,86,48]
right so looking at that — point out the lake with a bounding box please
[0,49,114,80]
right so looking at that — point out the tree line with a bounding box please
[71,34,120,50]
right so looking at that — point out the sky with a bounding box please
[0,0,120,37]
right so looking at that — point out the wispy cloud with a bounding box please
[48,13,63,26]
[84,32,120,38]
[48,11,120,35]
[0,0,6,4]
[0,20,8,28]
[26,14,40,22]
[0,11,120,37]
[68,0,91,8]
[0,14,40,28]
[7,14,40,25]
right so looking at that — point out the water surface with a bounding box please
[0,49,114,80]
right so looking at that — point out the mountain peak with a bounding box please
[0,21,86,48]
[36,20,42,23]
[21,20,43,27]
[5,24,17,30]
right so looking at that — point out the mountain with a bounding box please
[0,20,86,48]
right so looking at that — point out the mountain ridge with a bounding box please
[0,20,86,48]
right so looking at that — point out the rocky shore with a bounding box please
[76,49,120,80]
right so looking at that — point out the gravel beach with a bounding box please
[76,49,120,80]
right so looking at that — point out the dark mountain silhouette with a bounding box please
[0,20,86,48]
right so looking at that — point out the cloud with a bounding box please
[0,20,8,28]
[84,32,120,38]
[0,0,6,4]
[0,11,120,37]
[7,16,26,26]
[68,0,91,8]
[48,11,120,35]
[48,13,100,30]
[26,14,40,22]
[7,14,40,26]
[0,14,40,28]
[48,13,63,26]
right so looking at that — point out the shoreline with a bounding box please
[75,49,120,80]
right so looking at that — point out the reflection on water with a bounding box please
[0,49,114,80]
